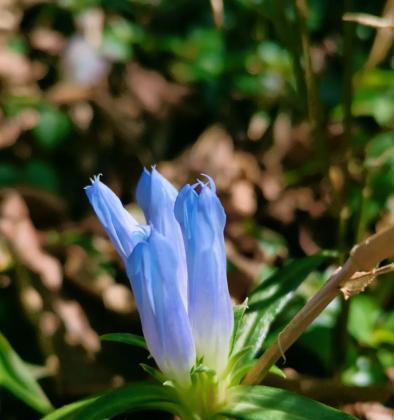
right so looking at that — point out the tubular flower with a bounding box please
[84,169,233,388]
[174,177,233,374]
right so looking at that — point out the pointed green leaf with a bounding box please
[268,364,286,378]
[221,385,355,419]
[0,333,53,414]
[100,333,148,350]
[140,363,167,383]
[230,299,249,355]
[225,347,255,386]
[42,382,184,420]
[233,253,333,359]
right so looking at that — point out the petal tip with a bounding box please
[85,173,103,189]
[200,173,216,192]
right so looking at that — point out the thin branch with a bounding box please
[243,226,394,385]
[210,0,224,28]
[343,13,394,29]
[334,0,356,369]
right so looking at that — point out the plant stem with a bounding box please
[242,226,394,385]
[343,0,355,146]
[294,0,327,170]
[333,0,356,373]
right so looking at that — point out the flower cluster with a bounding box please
[85,169,233,387]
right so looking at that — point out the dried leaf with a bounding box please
[0,190,62,290]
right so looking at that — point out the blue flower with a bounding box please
[85,169,233,385]
[174,176,233,374]
[136,168,188,307]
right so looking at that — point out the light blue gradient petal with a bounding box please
[136,168,188,306]
[84,176,147,260]
[136,168,178,223]
[127,228,195,386]
[175,179,233,373]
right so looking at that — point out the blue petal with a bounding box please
[136,168,188,306]
[136,167,178,225]
[84,175,147,260]
[127,228,195,386]
[175,178,233,373]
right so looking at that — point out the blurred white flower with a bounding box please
[62,36,109,87]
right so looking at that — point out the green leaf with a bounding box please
[233,253,333,359]
[42,382,183,420]
[0,333,53,414]
[342,356,386,387]
[230,299,249,355]
[348,295,381,346]
[221,385,355,419]
[140,363,167,383]
[100,333,148,350]
[365,132,394,169]
[268,364,286,378]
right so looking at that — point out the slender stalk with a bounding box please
[343,0,355,146]
[333,0,356,370]
[294,0,326,170]
[243,226,394,385]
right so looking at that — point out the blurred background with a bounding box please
[0,0,393,419]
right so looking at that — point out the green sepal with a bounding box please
[191,363,216,376]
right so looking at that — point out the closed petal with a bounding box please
[84,176,147,260]
[175,178,233,373]
[127,228,195,386]
[136,168,188,306]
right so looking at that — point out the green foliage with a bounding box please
[232,253,333,359]
[222,386,355,419]
[42,382,356,420]
[42,382,183,420]
[0,0,392,417]
[0,333,53,414]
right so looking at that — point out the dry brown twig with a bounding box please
[343,12,394,29]
[243,226,394,385]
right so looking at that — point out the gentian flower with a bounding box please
[174,177,233,374]
[84,169,233,389]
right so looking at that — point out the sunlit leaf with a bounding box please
[222,385,355,419]
[230,299,249,355]
[42,382,184,420]
[233,253,333,359]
